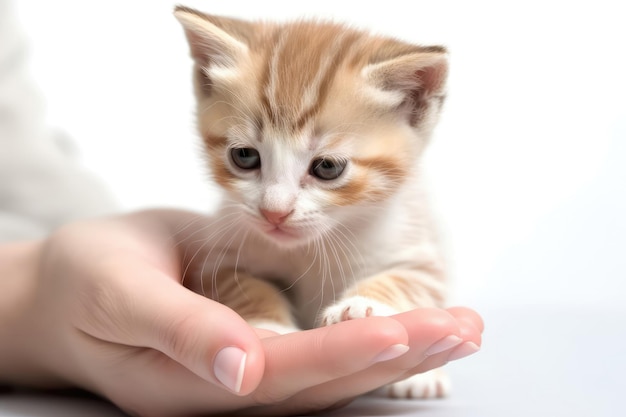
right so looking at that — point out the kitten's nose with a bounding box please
[260,209,293,226]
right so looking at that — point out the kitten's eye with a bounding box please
[231,148,261,170]
[310,158,346,180]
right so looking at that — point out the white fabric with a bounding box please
[0,0,118,241]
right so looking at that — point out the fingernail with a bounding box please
[425,335,463,356]
[372,344,410,363]
[214,347,247,393]
[447,342,480,361]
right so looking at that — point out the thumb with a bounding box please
[152,282,265,396]
[90,261,265,396]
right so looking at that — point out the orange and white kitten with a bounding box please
[175,6,450,398]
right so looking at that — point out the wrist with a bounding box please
[0,240,64,387]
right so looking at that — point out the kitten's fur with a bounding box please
[175,6,450,398]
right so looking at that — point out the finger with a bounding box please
[387,308,463,369]
[447,306,485,333]
[411,306,483,367]
[144,279,265,395]
[408,306,482,370]
[251,316,409,404]
[268,309,460,409]
[90,260,265,396]
[396,306,483,379]
[257,308,461,412]
[90,344,254,417]
[442,306,483,362]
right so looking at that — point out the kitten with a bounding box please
[175,6,450,399]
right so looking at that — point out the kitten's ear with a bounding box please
[174,6,250,69]
[363,48,448,125]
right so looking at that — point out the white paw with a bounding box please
[248,320,300,334]
[320,296,399,326]
[376,369,451,399]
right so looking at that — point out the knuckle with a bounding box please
[158,310,203,360]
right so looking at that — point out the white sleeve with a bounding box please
[0,0,119,242]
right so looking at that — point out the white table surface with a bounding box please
[1,306,624,417]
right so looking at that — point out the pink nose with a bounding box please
[260,209,292,226]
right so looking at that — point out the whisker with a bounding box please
[233,229,252,301]
[321,228,346,295]
[332,221,367,271]
[196,215,243,297]
[210,217,247,300]
[181,212,244,293]
[178,210,243,277]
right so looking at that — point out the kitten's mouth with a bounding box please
[266,226,296,241]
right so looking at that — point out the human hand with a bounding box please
[0,209,482,416]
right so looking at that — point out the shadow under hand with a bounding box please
[0,390,128,417]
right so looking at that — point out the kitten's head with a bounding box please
[175,7,447,247]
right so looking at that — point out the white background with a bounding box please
[14,0,626,310]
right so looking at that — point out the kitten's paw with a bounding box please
[248,320,300,335]
[377,369,451,399]
[320,296,399,326]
